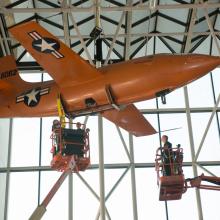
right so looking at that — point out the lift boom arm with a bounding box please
[186,173,220,191]
[29,157,75,220]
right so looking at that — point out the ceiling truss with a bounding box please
[0,0,219,70]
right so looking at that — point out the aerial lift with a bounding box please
[29,96,90,220]
[155,147,220,201]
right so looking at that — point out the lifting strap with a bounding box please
[57,94,66,128]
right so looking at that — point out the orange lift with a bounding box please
[155,146,186,201]
[50,95,90,172]
[155,147,220,201]
[29,97,91,220]
[29,122,91,220]
[50,121,90,172]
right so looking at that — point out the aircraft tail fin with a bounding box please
[0,55,26,104]
[0,55,25,89]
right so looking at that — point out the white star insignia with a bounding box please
[34,39,57,52]
[25,89,40,106]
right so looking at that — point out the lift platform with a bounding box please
[155,147,186,201]
[50,121,90,172]
[29,96,91,219]
[158,175,186,201]
[155,147,220,201]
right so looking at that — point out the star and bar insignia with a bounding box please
[28,31,64,59]
[16,87,50,107]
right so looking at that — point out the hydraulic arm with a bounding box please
[186,173,220,191]
[29,157,75,220]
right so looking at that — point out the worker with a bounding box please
[52,119,61,131]
[52,119,61,155]
[161,135,173,176]
[76,122,82,130]
[75,122,84,157]
[161,135,172,149]
[174,144,183,174]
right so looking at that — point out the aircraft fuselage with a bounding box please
[1,54,220,118]
[62,54,220,115]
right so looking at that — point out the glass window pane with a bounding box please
[193,36,210,54]
[8,172,38,220]
[107,170,133,220]
[0,173,6,220]
[11,118,40,166]
[0,119,10,167]
[158,87,185,109]
[103,118,129,163]
[136,168,166,219]
[87,116,99,164]
[201,189,220,220]
[40,171,68,220]
[191,113,220,161]
[134,114,159,163]
[43,73,53,81]
[20,73,42,82]
[159,113,191,162]
[135,99,156,109]
[212,68,220,99]
[188,74,214,107]
[199,166,220,220]
[41,117,57,166]
[168,167,199,220]
[73,170,99,220]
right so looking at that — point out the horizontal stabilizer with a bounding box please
[102,104,156,136]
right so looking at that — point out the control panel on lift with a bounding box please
[50,121,90,172]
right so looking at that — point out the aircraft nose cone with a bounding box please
[201,54,220,64]
[165,54,220,90]
[186,54,219,62]
[192,54,220,64]
[208,55,220,66]
[202,55,220,71]
[185,54,220,74]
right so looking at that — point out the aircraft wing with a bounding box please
[9,21,101,87]
[101,104,156,136]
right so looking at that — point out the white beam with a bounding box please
[183,2,203,219]
[5,31,220,41]
[0,18,10,55]
[104,11,125,65]
[68,12,94,65]
[203,6,220,55]
[129,134,138,220]
[1,3,220,13]
[115,126,132,162]
[195,163,217,177]
[195,93,220,161]
[1,161,220,173]
[125,0,133,61]
[98,115,106,220]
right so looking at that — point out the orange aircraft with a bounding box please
[0,21,219,136]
